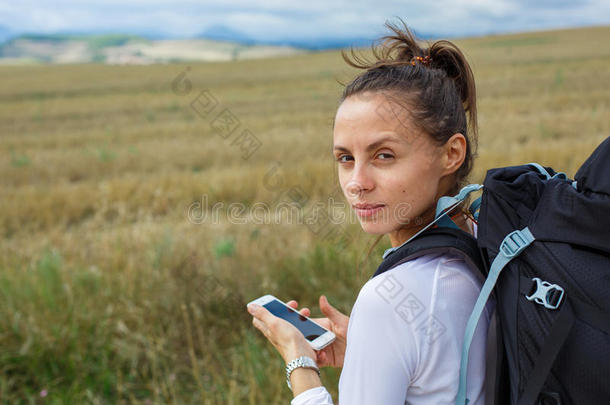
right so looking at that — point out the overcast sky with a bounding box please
[1,0,609,42]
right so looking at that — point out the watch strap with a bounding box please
[285,355,320,390]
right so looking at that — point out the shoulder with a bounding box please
[351,251,486,351]
[362,251,484,309]
[343,251,492,401]
[355,251,491,361]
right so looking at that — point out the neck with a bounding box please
[388,206,435,247]
[388,210,472,248]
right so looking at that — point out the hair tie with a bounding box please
[410,55,432,66]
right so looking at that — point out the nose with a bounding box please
[345,163,374,199]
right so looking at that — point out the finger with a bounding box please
[248,304,275,324]
[252,317,270,337]
[285,301,309,316]
[320,295,340,319]
[317,351,327,366]
[309,317,330,329]
[252,316,265,330]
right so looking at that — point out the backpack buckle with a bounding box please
[500,229,533,258]
[526,277,565,310]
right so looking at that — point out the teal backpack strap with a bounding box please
[384,184,484,259]
[455,227,536,405]
[435,184,483,229]
[468,197,482,221]
[527,162,568,181]
[527,162,552,179]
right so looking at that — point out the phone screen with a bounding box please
[263,299,327,341]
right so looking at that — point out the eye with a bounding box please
[377,153,394,160]
[335,155,353,163]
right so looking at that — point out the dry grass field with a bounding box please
[1,25,609,403]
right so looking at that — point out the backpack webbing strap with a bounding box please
[517,299,575,405]
[515,275,610,404]
[520,275,610,336]
[456,227,536,405]
[372,227,484,279]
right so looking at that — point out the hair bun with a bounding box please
[369,19,476,111]
[427,41,475,108]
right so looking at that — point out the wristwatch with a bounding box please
[285,355,320,390]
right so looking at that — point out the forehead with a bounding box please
[333,92,417,143]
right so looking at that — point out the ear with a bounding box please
[441,133,467,176]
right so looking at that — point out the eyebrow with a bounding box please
[333,136,402,153]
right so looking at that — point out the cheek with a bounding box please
[387,163,439,207]
[338,172,357,201]
[338,170,348,194]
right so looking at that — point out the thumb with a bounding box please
[319,295,340,319]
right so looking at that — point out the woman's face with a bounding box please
[333,91,448,245]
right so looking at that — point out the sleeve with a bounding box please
[291,386,334,405]
[336,270,419,405]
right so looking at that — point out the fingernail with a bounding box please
[247,304,258,313]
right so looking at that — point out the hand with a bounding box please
[247,302,316,364]
[287,295,349,368]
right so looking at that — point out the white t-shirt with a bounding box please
[290,250,494,405]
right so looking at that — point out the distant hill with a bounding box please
[197,24,375,50]
[0,25,13,43]
[0,33,306,65]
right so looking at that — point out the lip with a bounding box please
[353,202,385,209]
[353,203,385,217]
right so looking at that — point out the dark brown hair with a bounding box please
[340,18,479,278]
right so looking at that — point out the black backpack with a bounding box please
[371,137,610,405]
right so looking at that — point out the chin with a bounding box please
[358,220,393,235]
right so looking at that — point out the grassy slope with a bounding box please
[0,25,609,403]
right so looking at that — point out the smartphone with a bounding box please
[247,294,336,350]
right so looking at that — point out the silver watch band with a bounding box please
[285,355,320,390]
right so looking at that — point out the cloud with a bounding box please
[0,0,608,42]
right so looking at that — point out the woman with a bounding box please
[247,19,493,404]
